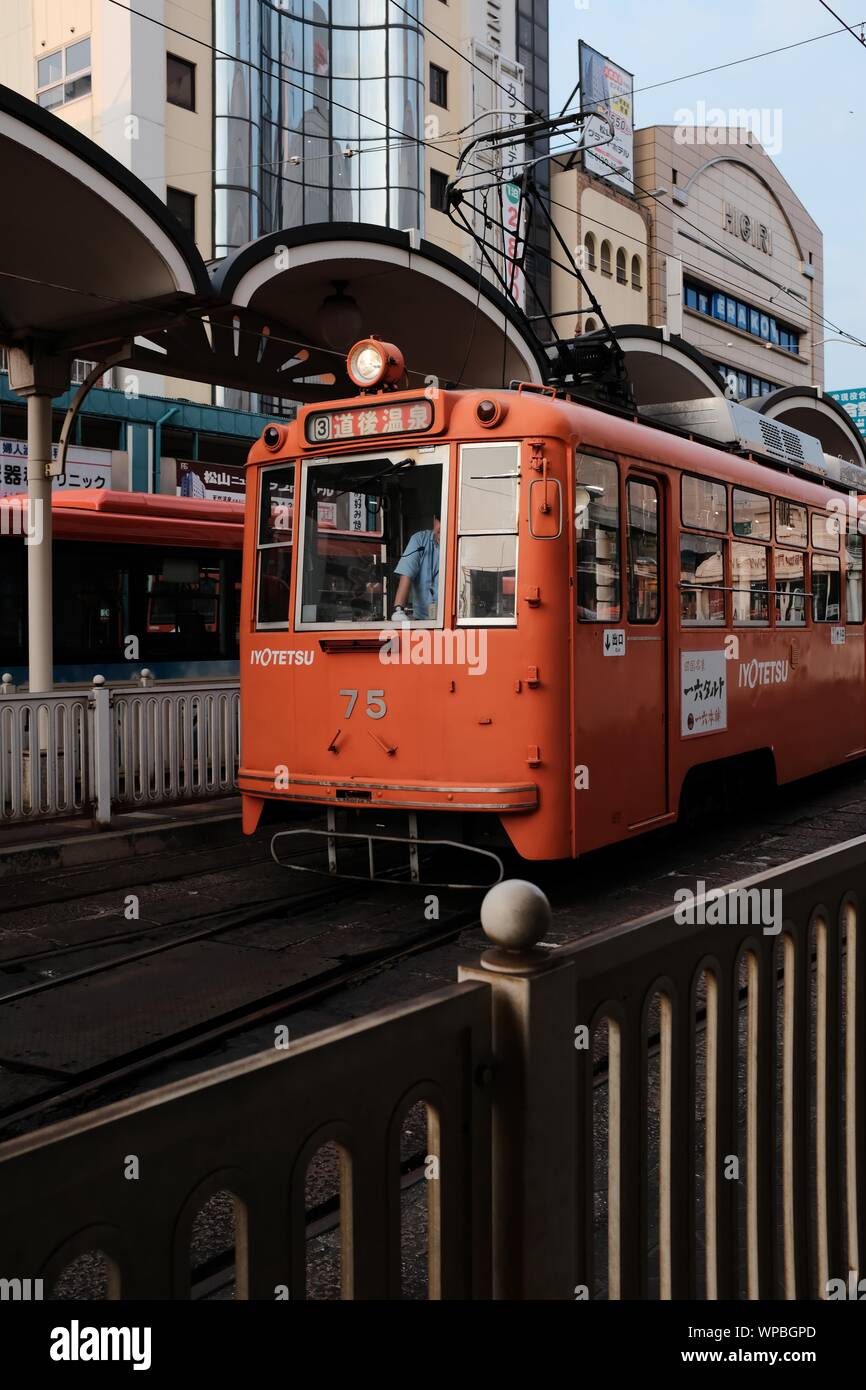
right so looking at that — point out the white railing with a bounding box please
[0,690,90,820]
[0,676,240,826]
[109,682,240,809]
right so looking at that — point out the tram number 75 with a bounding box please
[339,688,387,720]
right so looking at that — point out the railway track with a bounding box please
[0,855,484,1137]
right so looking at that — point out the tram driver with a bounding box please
[390,513,440,621]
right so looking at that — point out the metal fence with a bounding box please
[0,836,862,1300]
[0,986,492,1299]
[0,678,240,825]
[109,684,240,810]
[0,691,90,821]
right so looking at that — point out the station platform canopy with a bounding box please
[0,85,211,359]
[575,324,727,407]
[0,83,546,400]
[742,386,866,470]
[137,224,548,401]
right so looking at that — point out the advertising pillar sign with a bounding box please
[579,42,635,194]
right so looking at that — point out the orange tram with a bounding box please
[239,337,866,880]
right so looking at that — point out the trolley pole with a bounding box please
[7,348,69,693]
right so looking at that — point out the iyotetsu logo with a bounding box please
[250,648,314,667]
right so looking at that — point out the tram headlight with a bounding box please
[346,337,405,389]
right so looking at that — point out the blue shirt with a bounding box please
[394,529,439,617]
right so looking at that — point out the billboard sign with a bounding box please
[579,42,634,194]
[177,459,246,503]
[827,388,866,439]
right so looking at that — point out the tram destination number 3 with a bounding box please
[340,688,388,720]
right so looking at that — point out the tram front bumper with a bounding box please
[237,769,538,814]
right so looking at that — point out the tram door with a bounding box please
[573,456,667,853]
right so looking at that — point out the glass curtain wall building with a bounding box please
[517,0,550,331]
[215,0,424,257]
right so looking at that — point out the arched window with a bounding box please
[631,255,642,290]
[616,248,627,284]
[583,232,596,271]
[600,240,612,276]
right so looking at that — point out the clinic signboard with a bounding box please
[579,42,635,194]
[0,439,112,496]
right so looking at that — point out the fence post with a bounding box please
[459,880,577,1300]
[91,675,112,828]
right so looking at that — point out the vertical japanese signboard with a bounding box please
[470,40,525,301]
[501,180,527,310]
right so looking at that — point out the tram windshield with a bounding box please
[298,452,445,626]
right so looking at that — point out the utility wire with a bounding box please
[632,16,866,94]
[85,2,866,356]
[815,0,866,47]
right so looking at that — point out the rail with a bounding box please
[0,834,862,1299]
[0,676,240,825]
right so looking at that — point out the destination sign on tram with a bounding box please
[305,398,433,445]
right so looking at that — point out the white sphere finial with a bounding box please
[480,879,551,966]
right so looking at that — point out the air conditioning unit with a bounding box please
[641,398,828,475]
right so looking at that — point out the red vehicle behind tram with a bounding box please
[239,338,865,877]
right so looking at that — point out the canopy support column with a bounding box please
[8,348,69,693]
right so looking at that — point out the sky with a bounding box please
[548,0,866,392]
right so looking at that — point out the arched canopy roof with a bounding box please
[745,387,866,469]
[203,224,547,400]
[579,324,726,407]
[0,83,211,357]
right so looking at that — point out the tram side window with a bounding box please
[846,532,864,623]
[681,474,726,532]
[575,454,620,621]
[775,498,807,547]
[626,479,659,622]
[775,549,806,626]
[811,511,840,553]
[256,464,294,630]
[145,558,221,651]
[733,487,771,539]
[680,533,724,625]
[457,443,519,623]
[732,542,769,625]
[813,553,841,622]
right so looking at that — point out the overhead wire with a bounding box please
[67,3,866,361]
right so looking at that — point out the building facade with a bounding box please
[634,126,824,399]
[548,123,823,404]
[550,159,651,337]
